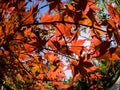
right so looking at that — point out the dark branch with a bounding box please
[22,21,106,32]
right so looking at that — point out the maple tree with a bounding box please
[0,0,120,90]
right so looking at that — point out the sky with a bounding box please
[26,0,49,16]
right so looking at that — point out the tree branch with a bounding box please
[22,21,106,32]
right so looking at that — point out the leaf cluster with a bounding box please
[0,0,120,90]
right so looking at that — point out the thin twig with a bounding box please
[44,47,77,60]
[23,21,106,32]
[53,24,69,53]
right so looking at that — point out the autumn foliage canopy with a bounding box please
[0,0,120,90]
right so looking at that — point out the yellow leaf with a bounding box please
[67,4,75,11]
[31,64,39,73]
[17,74,24,82]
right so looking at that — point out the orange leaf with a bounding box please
[89,25,106,36]
[19,54,29,61]
[41,12,61,22]
[84,0,100,14]
[44,52,58,62]
[54,24,72,37]
[109,53,120,60]
[67,4,75,11]
[78,11,92,26]
[107,19,116,29]
[73,74,81,81]
[23,43,34,52]
[22,4,38,24]
[108,3,120,25]
[90,5,100,10]
[91,36,102,46]
[70,40,85,55]
[17,1,27,10]
[97,47,120,61]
